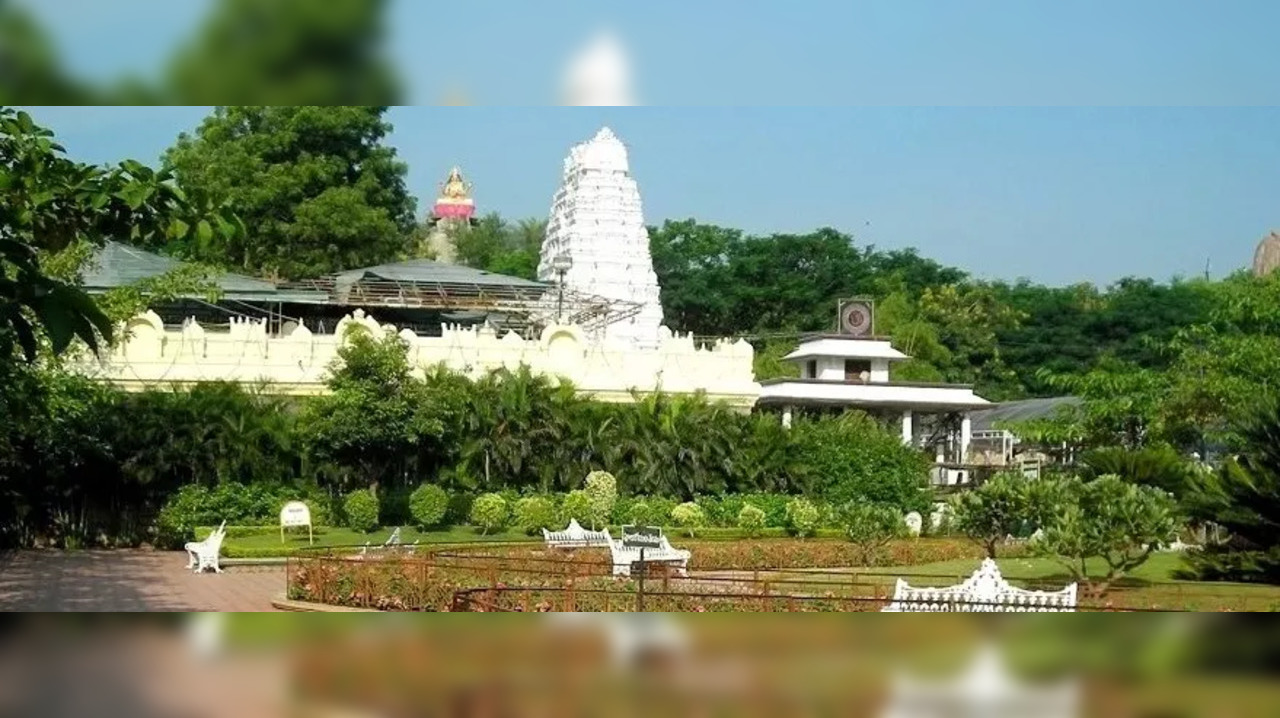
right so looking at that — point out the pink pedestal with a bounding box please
[433,203,475,220]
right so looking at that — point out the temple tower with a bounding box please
[539,127,664,347]
[421,166,476,263]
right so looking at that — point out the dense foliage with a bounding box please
[1034,475,1180,596]
[1,108,237,362]
[163,106,415,279]
[1182,402,1280,584]
[0,0,400,104]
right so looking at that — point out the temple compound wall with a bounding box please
[74,309,761,408]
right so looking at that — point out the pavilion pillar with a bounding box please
[900,410,913,446]
[960,414,973,463]
[782,406,793,429]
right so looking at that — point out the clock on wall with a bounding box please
[837,299,875,336]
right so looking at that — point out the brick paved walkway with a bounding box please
[0,550,283,611]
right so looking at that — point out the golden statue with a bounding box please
[440,166,472,201]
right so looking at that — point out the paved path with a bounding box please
[0,550,283,611]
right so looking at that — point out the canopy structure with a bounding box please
[79,243,642,337]
[80,241,322,303]
[969,397,1082,434]
[284,258,642,334]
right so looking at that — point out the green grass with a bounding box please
[209,526,536,558]
[205,524,846,558]
[831,554,1280,611]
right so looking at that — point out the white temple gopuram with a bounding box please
[538,127,666,348]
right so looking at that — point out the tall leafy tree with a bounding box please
[0,108,236,361]
[166,0,399,104]
[302,328,441,494]
[164,106,416,279]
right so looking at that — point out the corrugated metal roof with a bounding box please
[331,259,548,290]
[81,242,280,294]
[970,396,1082,433]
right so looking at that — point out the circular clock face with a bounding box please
[841,304,871,334]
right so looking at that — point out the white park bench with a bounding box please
[543,519,612,549]
[608,534,691,577]
[185,521,227,574]
[881,558,1077,612]
[358,527,405,557]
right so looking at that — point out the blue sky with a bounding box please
[19,1,1280,285]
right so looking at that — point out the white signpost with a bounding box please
[279,501,313,545]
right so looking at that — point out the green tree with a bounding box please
[0,2,91,103]
[1,107,237,361]
[790,413,929,511]
[839,503,906,566]
[951,473,1060,558]
[165,0,400,104]
[1183,401,1280,584]
[164,106,416,279]
[302,328,440,494]
[1035,475,1180,596]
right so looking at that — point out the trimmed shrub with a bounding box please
[408,484,449,530]
[840,502,908,566]
[514,496,557,536]
[786,497,820,538]
[343,489,380,533]
[671,502,707,538]
[155,482,334,549]
[560,490,592,526]
[583,471,618,529]
[470,493,509,534]
[626,500,654,526]
[445,492,475,526]
[738,493,792,528]
[737,504,767,538]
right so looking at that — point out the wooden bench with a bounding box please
[543,519,612,549]
[882,559,1077,612]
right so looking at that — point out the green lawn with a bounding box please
[206,524,847,558]
[208,525,538,558]
[849,554,1280,611]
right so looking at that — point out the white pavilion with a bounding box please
[757,328,992,484]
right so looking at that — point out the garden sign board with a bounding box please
[280,501,314,544]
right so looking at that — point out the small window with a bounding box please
[845,359,871,382]
[806,360,817,379]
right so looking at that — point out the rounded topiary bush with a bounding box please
[408,484,449,530]
[470,493,509,535]
[671,502,706,538]
[560,489,591,525]
[343,489,380,534]
[786,497,820,538]
[583,471,618,529]
[737,504,767,538]
[626,500,654,526]
[514,496,557,536]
